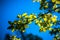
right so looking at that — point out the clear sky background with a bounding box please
[0,0,60,40]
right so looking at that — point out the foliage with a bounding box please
[7,0,60,40]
